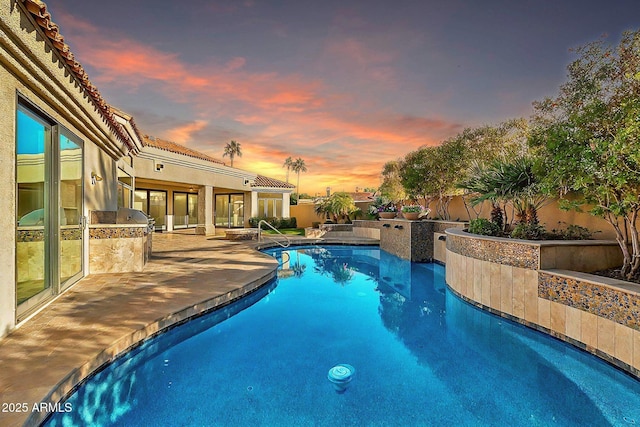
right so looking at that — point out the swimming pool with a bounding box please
[45,246,640,426]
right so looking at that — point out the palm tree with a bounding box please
[223,140,242,167]
[283,157,293,183]
[291,157,307,196]
[314,192,358,223]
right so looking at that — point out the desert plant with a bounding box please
[510,222,547,240]
[549,223,595,240]
[315,192,357,223]
[468,218,501,236]
[401,205,423,213]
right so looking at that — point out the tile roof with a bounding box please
[252,175,296,189]
[21,0,135,151]
[347,192,375,202]
[142,135,226,165]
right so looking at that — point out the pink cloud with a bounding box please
[224,57,246,72]
[54,12,462,195]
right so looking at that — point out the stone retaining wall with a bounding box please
[445,228,640,378]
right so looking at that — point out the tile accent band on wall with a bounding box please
[89,227,146,239]
[539,271,640,331]
[446,231,539,269]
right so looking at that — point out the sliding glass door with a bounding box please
[16,107,50,308]
[134,189,167,231]
[215,194,244,228]
[59,133,84,289]
[16,103,84,318]
[174,192,198,228]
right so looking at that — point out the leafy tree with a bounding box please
[223,140,242,167]
[398,143,464,220]
[291,158,307,196]
[379,160,406,202]
[283,156,293,183]
[530,30,640,279]
[399,147,436,207]
[453,119,531,220]
[430,136,467,219]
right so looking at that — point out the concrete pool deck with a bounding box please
[0,233,283,427]
[0,231,379,426]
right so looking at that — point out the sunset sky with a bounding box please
[52,0,640,195]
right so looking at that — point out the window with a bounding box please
[117,168,133,209]
[257,193,283,217]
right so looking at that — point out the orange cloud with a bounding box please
[165,120,208,144]
[55,12,463,195]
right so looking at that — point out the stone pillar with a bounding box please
[282,192,291,218]
[196,185,215,235]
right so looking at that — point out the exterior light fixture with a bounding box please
[90,171,103,185]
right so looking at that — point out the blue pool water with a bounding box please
[46,246,640,426]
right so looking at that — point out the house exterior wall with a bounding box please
[290,203,325,228]
[135,148,254,190]
[0,1,128,338]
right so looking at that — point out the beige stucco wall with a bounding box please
[0,2,129,337]
[430,195,624,240]
[290,203,325,228]
[135,148,254,190]
[0,63,16,337]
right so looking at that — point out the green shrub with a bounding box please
[468,218,501,236]
[510,222,547,240]
[249,217,289,229]
[278,217,297,228]
[549,223,595,240]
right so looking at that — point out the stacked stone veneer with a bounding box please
[539,272,640,331]
[445,228,640,378]
[375,219,432,262]
[352,220,466,261]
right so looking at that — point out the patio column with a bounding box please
[196,185,215,235]
[282,192,290,218]
[251,191,258,218]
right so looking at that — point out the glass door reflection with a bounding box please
[59,132,83,289]
[215,195,229,227]
[16,108,50,306]
[215,194,244,228]
[231,195,244,227]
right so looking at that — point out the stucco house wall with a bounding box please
[0,0,134,337]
